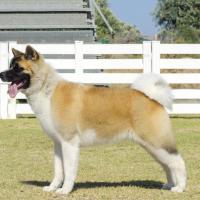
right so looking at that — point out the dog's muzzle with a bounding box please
[0,71,8,82]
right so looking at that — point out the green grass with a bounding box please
[0,117,200,200]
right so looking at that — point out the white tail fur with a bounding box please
[131,74,173,110]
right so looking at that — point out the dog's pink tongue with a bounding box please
[8,84,18,98]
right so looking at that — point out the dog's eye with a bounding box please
[13,65,23,73]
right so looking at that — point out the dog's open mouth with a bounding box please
[8,80,26,98]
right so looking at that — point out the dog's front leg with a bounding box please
[43,141,64,192]
[56,136,80,195]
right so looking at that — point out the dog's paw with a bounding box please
[171,186,184,193]
[43,186,57,192]
[55,188,70,195]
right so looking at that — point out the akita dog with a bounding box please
[0,46,186,194]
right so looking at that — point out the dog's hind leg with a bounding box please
[133,133,187,192]
[131,106,186,192]
[161,164,176,190]
[55,135,80,195]
[43,141,64,192]
[131,125,186,192]
[135,133,186,192]
[149,147,187,192]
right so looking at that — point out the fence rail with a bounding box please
[0,41,200,119]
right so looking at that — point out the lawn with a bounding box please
[0,117,200,200]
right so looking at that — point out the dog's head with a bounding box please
[0,45,41,98]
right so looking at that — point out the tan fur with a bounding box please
[6,46,186,193]
[11,48,176,153]
[17,54,44,75]
[51,81,176,152]
[19,60,34,75]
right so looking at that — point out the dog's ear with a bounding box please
[12,48,24,57]
[25,45,39,61]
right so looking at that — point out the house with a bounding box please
[0,0,96,43]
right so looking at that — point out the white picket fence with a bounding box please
[0,41,200,119]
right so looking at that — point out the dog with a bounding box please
[0,45,187,194]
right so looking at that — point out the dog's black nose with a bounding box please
[0,72,3,79]
[0,72,7,81]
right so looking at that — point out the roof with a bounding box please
[0,0,96,43]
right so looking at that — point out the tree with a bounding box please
[153,0,200,42]
[95,0,142,43]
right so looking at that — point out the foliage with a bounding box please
[95,0,142,43]
[158,27,200,43]
[153,0,200,43]
[154,0,199,30]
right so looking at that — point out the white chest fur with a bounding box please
[27,92,61,142]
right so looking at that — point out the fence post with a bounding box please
[152,41,160,74]
[142,41,152,73]
[74,41,84,77]
[0,42,9,119]
[7,42,17,119]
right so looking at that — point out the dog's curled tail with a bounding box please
[131,73,173,110]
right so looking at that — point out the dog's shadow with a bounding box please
[20,180,163,191]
